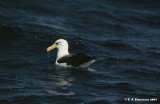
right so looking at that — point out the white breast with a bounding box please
[55,60,72,68]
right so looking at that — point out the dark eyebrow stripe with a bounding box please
[56,42,60,44]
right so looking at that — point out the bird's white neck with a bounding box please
[57,48,69,60]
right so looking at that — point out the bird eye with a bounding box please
[56,42,60,45]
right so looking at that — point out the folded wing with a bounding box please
[57,53,95,67]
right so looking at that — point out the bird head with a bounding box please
[47,39,68,52]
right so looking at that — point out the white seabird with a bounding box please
[47,39,95,68]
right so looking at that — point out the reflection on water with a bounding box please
[38,67,95,96]
[39,67,75,96]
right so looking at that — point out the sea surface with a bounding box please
[0,0,160,104]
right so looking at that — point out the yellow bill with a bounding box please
[47,43,56,52]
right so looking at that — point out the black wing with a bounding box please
[57,53,94,67]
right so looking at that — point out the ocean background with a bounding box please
[0,0,160,104]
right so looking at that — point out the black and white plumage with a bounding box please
[47,39,95,68]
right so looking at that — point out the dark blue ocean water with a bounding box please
[0,0,160,104]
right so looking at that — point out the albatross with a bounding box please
[47,39,95,68]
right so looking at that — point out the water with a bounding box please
[0,0,160,104]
